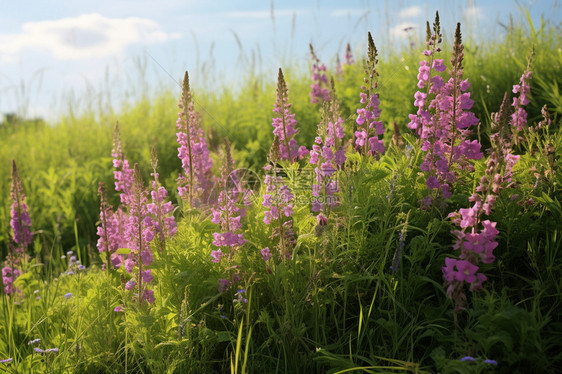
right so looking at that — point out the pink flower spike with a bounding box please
[261,247,272,262]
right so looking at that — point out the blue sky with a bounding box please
[0,0,560,121]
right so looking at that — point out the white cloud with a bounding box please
[399,6,422,19]
[464,6,483,18]
[0,13,179,61]
[391,23,418,40]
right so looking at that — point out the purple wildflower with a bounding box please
[354,32,385,157]
[344,43,354,65]
[310,80,346,228]
[112,124,135,205]
[261,247,272,262]
[176,71,214,207]
[271,68,308,162]
[408,16,482,205]
[4,161,32,295]
[10,160,32,250]
[117,166,158,305]
[511,55,533,135]
[211,140,247,263]
[147,149,177,254]
[262,150,297,258]
[309,44,331,104]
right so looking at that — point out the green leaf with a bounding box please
[116,248,131,255]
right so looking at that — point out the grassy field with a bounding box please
[1,12,561,373]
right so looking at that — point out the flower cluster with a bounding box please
[112,124,135,205]
[263,140,297,258]
[354,32,385,157]
[148,150,177,252]
[512,58,532,131]
[176,71,214,207]
[511,55,533,144]
[96,182,127,270]
[309,44,331,104]
[344,43,354,65]
[121,167,157,304]
[3,160,32,295]
[2,266,22,295]
[272,68,308,162]
[310,86,346,226]
[210,140,246,264]
[96,129,166,304]
[336,43,354,75]
[408,16,482,206]
[62,250,85,276]
[444,79,526,312]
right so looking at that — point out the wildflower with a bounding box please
[408,15,482,205]
[261,247,272,262]
[511,52,533,135]
[28,338,41,345]
[309,44,331,104]
[175,71,214,207]
[4,161,32,295]
[310,80,346,229]
[218,278,231,293]
[211,140,247,263]
[64,293,73,299]
[460,356,475,362]
[271,68,308,162]
[354,32,385,157]
[344,43,354,65]
[115,165,158,305]
[112,124,135,204]
[211,249,224,263]
[484,359,498,365]
[147,148,177,254]
[263,141,297,258]
[10,160,33,250]
[125,279,136,290]
[0,358,13,364]
[114,306,124,312]
[234,289,248,304]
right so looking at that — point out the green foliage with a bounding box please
[1,11,561,374]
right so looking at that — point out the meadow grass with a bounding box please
[1,13,561,374]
